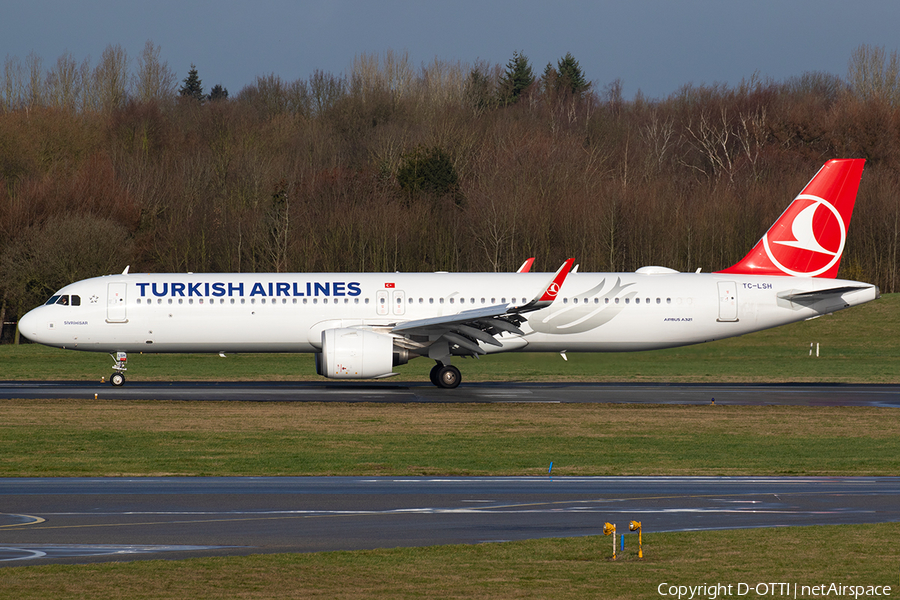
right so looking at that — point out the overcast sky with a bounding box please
[4,0,900,100]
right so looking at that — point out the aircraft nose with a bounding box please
[17,307,43,342]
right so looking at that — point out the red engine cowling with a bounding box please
[316,328,405,379]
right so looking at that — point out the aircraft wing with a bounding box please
[391,258,574,355]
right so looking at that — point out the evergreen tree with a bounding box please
[464,67,494,112]
[397,146,461,204]
[556,52,589,97]
[497,51,534,105]
[541,62,559,96]
[179,64,204,102]
[208,84,229,102]
[542,53,589,99]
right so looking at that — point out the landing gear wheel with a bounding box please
[110,372,125,387]
[429,364,442,386]
[436,365,461,389]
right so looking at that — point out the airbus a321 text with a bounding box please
[19,159,879,388]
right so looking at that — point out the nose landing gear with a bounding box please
[109,352,127,386]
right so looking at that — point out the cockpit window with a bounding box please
[44,294,80,306]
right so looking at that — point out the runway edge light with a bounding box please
[603,522,616,560]
[629,520,643,558]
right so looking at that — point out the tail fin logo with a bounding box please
[762,194,845,277]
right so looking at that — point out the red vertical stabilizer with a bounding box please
[717,159,865,278]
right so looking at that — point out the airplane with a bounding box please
[17,159,879,389]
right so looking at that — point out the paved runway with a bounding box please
[2,477,899,565]
[2,381,900,406]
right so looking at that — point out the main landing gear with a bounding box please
[429,362,461,389]
[109,351,127,386]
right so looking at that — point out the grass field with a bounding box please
[1,295,897,597]
[2,524,897,599]
[2,401,899,477]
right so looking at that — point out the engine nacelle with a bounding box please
[316,328,406,379]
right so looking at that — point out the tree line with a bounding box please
[2,43,900,341]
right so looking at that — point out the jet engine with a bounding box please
[315,328,408,379]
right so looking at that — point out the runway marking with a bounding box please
[0,514,45,529]
[0,544,236,562]
[0,547,46,561]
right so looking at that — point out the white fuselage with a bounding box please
[18,271,879,355]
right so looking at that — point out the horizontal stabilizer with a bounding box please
[778,285,872,303]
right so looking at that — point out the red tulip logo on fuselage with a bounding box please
[762,194,845,277]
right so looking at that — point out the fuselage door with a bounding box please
[717,281,738,322]
[107,282,127,322]
[392,290,406,315]
[376,290,389,316]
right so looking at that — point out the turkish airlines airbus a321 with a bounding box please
[18,159,879,388]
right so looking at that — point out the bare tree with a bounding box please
[848,44,900,105]
[92,44,129,112]
[25,52,44,108]
[134,40,176,104]
[46,51,83,111]
[1,55,24,111]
